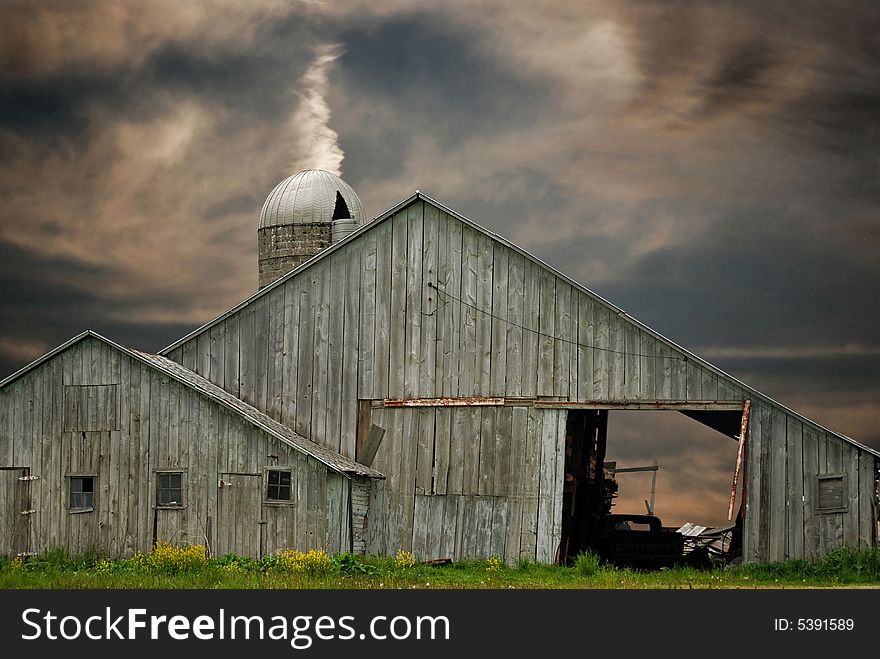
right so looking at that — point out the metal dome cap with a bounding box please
[259,169,366,229]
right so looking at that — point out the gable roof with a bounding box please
[157,192,880,460]
[0,330,383,479]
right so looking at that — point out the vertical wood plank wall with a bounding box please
[164,200,744,460]
[153,198,877,562]
[742,399,877,563]
[0,337,357,558]
[366,405,565,564]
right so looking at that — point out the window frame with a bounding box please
[814,473,848,514]
[155,470,186,509]
[264,467,295,506]
[67,473,96,513]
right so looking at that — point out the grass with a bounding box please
[2,545,880,589]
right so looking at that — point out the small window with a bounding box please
[157,472,184,507]
[267,470,292,501]
[816,474,847,513]
[69,476,95,511]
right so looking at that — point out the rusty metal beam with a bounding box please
[377,397,744,411]
[533,400,745,411]
[728,399,752,521]
[382,397,505,408]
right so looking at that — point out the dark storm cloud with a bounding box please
[0,239,194,376]
[330,15,554,189]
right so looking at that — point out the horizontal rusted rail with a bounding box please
[377,397,744,411]
[532,400,744,411]
[382,397,505,408]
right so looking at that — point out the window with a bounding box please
[267,470,292,501]
[69,476,95,511]
[816,474,847,513]
[157,472,184,507]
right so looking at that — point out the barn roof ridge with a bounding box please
[153,192,879,459]
[0,330,383,478]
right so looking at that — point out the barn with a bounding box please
[1,169,878,564]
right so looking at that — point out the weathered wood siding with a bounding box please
[742,398,878,563]
[0,336,357,558]
[162,197,878,562]
[164,200,743,459]
[364,406,565,564]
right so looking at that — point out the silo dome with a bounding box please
[257,169,367,289]
[259,169,366,229]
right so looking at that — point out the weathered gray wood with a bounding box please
[360,424,385,468]
[267,289,285,423]
[415,408,433,495]
[458,226,479,396]
[340,244,361,460]
[786,418,804,559]
[475,233,494,396]
[432,408,451,495]
[598,306,616,398]
[478,407,495,496]
[576,293,594,402]
[536,269,556,396]
[357,225,377,399]
[389,209,409,396]
[502,405,526,564]
[461,408,481,495]
[801,426,819,560]
[505,252,525,396]
[326,253,345,453]
[639,331,656,401]
[311,261,331,447]
[373,219,393,399]
[223,317,240,400]
[280,281,300,428]
[536,409,559,563]
[844,444,860,548]
[520,407,542,560]
[493,406,512,497]
[490,246,509,396]
[521,260,540,398]
[253,298,270,414]
[858,453,876,548]
[404,202,424,398]
[609,312,627,400]
[553,282,572,398]
[441,213,463,397]
[419,202,439,398]
[743,401,766,562]
[768,410,787,562]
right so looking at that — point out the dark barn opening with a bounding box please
[559,407,745,568]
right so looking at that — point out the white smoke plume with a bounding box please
[290,43,345,175]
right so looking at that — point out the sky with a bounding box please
[1,1,878,527]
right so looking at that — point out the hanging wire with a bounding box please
[427,281,687,362]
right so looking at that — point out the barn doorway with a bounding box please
[217,472,263,558]
[557,406,745,566]
[559,411,611,564]
[0,467,31,557]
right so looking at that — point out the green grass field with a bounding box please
[2,545,880,589]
